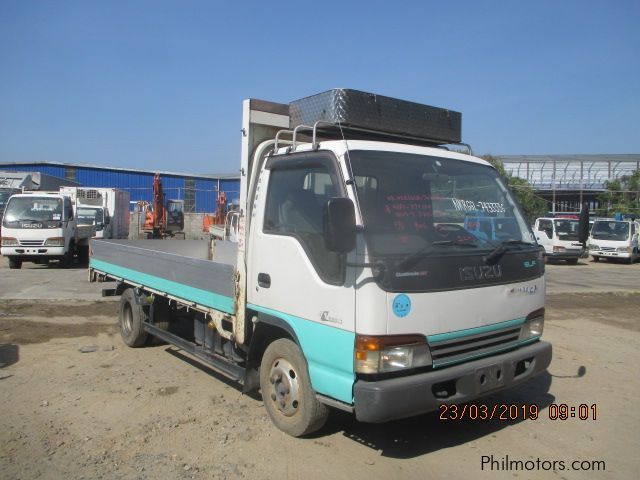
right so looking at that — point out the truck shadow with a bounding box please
[0,344,19,371]
[318,372,554,459]
[163,346,558,458]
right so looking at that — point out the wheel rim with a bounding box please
[266,358,300,417]
[122,303,133,335]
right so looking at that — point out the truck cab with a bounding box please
[1,192,94,269]
[77,205,109,238]
[534,217,585,264]
[589,219,640,264]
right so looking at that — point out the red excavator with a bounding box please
[138,173,184,238]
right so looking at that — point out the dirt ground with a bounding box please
[1,290,639,479]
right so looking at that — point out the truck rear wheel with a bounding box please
[8,258,22,269]
[119,289,149,347]
[260,338,329,437]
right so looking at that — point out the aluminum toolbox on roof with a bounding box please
[289,88,462,144]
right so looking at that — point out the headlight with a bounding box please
[44,237,65,246]
[553,246,566,252]
[617,246,632,253]
[355,334,432,374]
[1,236,19,246]
[589,244,599,250]
[520,308,545,340]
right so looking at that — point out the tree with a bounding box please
[597,169,640,216]
[482,155,547,223]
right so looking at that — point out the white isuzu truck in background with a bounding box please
[589,218,640,264]
[60,187,130,239]
[533,217,585,264]
[89,89,589,436]
[1,191,94,269]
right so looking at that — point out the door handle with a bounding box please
[258,273,271,288]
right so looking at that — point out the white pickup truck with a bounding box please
[1,191,94,269]
[90,89,588,436]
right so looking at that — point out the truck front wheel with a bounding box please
[260,338,329,437]
[119,289,149,347]
[8,258,22,269]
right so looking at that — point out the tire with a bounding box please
[566,258,579,265]
[119,288,149,347]
[8,258,22,269]
[260,338,329,437]
[592,256,600,262]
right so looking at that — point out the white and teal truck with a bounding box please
[90,89,583,436]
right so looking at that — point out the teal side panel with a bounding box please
[248,304,355,405]
[91,259,234,314]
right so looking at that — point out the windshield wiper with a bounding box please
[484,239,534,265]
[397,240,478,271]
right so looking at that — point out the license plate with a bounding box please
[475,363,506,394]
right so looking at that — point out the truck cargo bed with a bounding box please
[90,239,237,314]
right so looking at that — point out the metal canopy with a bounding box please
[498,154,640,192]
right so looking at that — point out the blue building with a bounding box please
[0,161,239,213]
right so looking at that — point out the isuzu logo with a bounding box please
[459,265,503,281]
[21,223,42,228]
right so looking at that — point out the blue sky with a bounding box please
[0,0,638,174]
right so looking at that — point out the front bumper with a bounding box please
[354,340,551,423]
[1,246,66,257]
[544,250,584,259]
[589,249,632,259]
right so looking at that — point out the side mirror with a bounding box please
[323,198,356,253]
[579,203,590,244]
[104,216,111,225]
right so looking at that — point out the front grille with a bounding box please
[20,240,44,247]
[429,323,523,367]
[600,247,616,252]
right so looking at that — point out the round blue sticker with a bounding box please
[392,294,411,318]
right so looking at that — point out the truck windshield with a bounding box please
[592,221,630,241]
[349,150,535,257]
[553,219,580,240]
[348,151,541,292]
[77,207,103,226]
[2,197,63,225]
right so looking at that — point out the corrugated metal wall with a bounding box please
[0,164,65,178]
[0,163,239,213]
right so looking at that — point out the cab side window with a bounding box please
[537,220,553,238]
[263,157,345,285]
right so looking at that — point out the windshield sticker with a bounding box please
[52,214,61,220]
[392,294,411,318]
[451,198,506,214]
